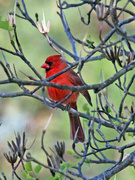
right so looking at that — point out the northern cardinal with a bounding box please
[41,55,92,143]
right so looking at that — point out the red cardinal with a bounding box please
[41,55,92,143]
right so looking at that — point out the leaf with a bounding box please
[112,120,120,126]
[87,33,91,39]
[105,105,111,114]
[60,161,78,171]
[54,172,63,180]
[12,34,15,40]
[128,132,133,136]
[86,39,91,44]
[47,174,60,180]
[83,103,90,113]
[24,161,33,172]
[60,162,68,172]
[86,33,94,48]
[34,164,42,174]
[0,15,14,31]
[73,154,82,159]
[21,170,35,180]
[85,158,91,164]
[55,161,78,179]
[47,161,78,180]
[46,177,56,180]
[66,149,74,155]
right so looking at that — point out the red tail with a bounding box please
[68,103,85,143]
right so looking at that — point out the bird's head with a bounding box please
[41,55,67,72]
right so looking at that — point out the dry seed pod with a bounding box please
[4,151,17,164]
[104,45,122,66]
[127,52,134,64]
[96,3,109,21]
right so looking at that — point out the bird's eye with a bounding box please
[46,61,53,66]
[45,61,53,72]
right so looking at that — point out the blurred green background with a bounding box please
[0,0,135,179]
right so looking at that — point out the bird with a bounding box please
[41,55,92,143]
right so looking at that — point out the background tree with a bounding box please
[0,0,135,179]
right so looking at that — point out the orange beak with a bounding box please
[41,63,50,69]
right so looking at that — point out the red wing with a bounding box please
[67,69,83,86]
[67,69,92,106]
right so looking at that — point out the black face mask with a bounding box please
[45,61,53,72]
